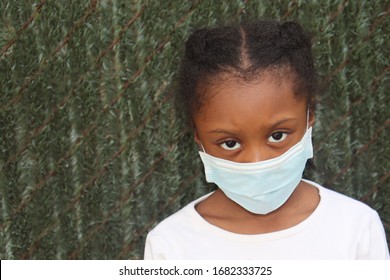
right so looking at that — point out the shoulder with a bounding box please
[307,179,377,217]
[307,181,383,229]
[144,192,213,259]
[306,180,389,259]
[146,192,212,239]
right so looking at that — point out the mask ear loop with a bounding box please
[200,143,206,153]
[306,108,310,130]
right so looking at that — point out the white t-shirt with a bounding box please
[144,180,389,259]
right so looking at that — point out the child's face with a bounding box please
[193,73,314,163]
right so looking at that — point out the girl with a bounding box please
[144,20,389,259]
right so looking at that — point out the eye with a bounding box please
[220,140,242,151]
[268,132,288,143]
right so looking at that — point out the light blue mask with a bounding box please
[198,127,313,215]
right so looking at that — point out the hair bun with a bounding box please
[185,27,241,67]
[185,28,209,63]
[279,21,310,50]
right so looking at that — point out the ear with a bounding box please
[194,130,203,150]
[308,110,315,128]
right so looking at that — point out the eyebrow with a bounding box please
[269,117,299,129]
[207,129,239,135]
[207,118,299,135]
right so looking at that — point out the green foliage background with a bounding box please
[0,0,389,259]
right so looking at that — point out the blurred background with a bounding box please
[0,0,389,259]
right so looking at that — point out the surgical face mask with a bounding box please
[198,123,313,215]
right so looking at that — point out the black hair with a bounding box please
[176,20,317,125]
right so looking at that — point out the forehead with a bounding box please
[194,73,306,124]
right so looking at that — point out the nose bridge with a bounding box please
[243,143,267,163]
